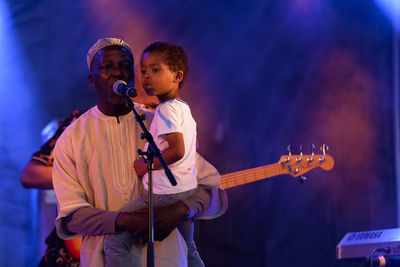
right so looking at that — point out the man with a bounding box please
[52,38,227,266]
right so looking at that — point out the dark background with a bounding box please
[0,0,399,266]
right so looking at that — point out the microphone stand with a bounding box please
[124,96,177,267]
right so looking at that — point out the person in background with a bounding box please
[21,110,84,266]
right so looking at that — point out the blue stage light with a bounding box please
[374,0,400,30]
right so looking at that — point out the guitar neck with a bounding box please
[221,163,280,189]
[219,154,334,189]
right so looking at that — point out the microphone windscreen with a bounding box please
[113,80,127,95]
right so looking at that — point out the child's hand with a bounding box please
[134,158,148,177]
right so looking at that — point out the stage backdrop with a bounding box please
[0,0,398,266]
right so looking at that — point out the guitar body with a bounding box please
[64,237,82,260]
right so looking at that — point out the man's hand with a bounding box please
[116,201,189,242]
[153,201,189,241]
[115,210,149,238]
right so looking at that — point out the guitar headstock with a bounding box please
[220,144,334,189]
[277,152,334,179]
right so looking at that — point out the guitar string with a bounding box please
[221,166,277,181]
[221,165,279,188]
[220,156,329,188]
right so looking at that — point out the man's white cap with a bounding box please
[87,38,133,71]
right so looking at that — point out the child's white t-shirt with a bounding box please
[142,98,197,194]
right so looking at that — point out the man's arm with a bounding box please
[21,110,84,190]
[60,201,189,241]
[61,178,221,242]
[61,187,202,241]
[21,159,53,189]
[60,151,224,241]
[61,207,120,236]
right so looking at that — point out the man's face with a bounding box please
[88,46,134,107]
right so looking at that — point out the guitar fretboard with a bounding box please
[221,164,280,189]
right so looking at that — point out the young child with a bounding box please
[104,42,200,266]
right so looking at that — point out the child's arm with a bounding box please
[134,132,184,177]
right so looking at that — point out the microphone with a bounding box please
[113,80,137,98]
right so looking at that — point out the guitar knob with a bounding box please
[299,175,307,184]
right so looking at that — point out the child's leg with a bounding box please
[178,220,205,267]
[104,195,147,267]
[104,231,138,267]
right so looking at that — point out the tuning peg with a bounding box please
[320,144,329,155]
[287,144,293,156]
[296,145,303,162]
[311,144,315,156]
[299,175,307,184]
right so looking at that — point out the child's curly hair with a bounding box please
[142,42,189,88]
